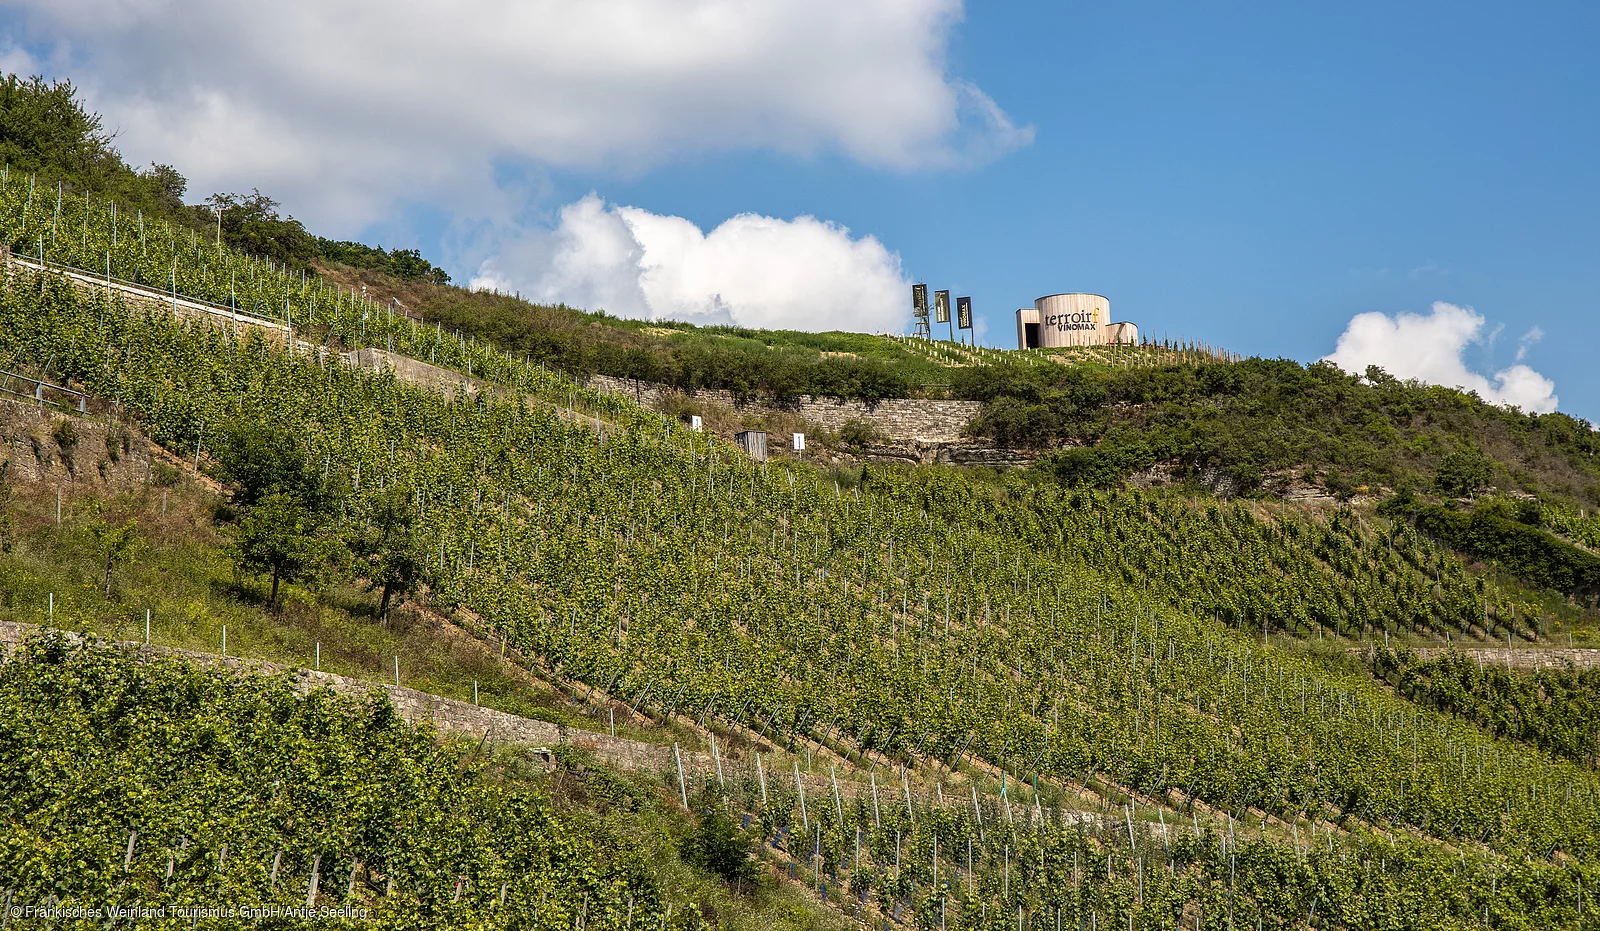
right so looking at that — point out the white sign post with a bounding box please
[690,415,703,432]
[792,432,806,452]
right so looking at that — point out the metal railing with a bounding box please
[0,368,88,413]
[4,252,289,334]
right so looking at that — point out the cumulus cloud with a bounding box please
[1323,302,1558,414]
[3,0,1029,232]
[471,194,909,333]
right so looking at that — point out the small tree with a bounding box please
[227,492,321,608]
[680,789,757,888]
[351,486,426,621]
[84,512,139,597]
[205,189,317,267]
[214,421,327,510]
[1434,447,1494,499]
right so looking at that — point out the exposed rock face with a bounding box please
[857,441,1035,469]
[0,397,155,488]
[794,397,983,444]
[586,374,1045,469]
[586,375,981,444]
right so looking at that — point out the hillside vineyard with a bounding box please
[0,635,668,928]
[2,176,1598,927]
[0,172,1530,642]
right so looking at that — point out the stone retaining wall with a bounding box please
[0,397,155,488]
[1402,646,1600,672]
[0,623,1109,816]
[0,621,692,773]
[587,374,981,444]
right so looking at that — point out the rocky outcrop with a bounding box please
[856,441,1036,469]
[586,374,981,444]
[0,397,156,488]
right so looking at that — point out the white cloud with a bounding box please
[4,0,1029,232]
[1323,302,1558,414]
[471,194,909,333]
[1516,325,1544,362]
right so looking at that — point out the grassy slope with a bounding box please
[955,356,1600,504]
[0,631,850,931]
[0,466,632,738]
[324,258,1600,621]
[0,443,857,930]
[313,263,951,402]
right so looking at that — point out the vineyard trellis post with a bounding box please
[674,743,689,808]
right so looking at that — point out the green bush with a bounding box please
[1433,446,1494,498]
[837,418,885,449]
[50,417,77,453]
[1040,428,1156,488]
[316,239,450,284]
[680,791,757,886]
[1408,503,1600,601]
[149,460,180,488]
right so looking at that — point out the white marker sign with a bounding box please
[792,433,806,451]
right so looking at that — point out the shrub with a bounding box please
[680,792,757,886]
[1434,447,1494,498]
[0,460,13,553]
[838,418,886,449]
[1409,503,1600,601]
[150,460,180,488]
[51,418,78,454]
[103,424,131,463]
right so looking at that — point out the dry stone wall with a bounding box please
[1402,646,1600,672]
[342,347,486,399]
[0,621,694,773]
[0,624,1116,814]
[587,374,981,444]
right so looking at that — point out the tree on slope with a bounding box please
[227,492,322,608]
[350,486,426,622]
[88,518,139,598]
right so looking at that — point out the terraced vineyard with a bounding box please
[2,176,1598,928]
[0,634,667,929]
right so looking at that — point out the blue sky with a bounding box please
[8,1,1598,417]
[567,3,1599,415]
